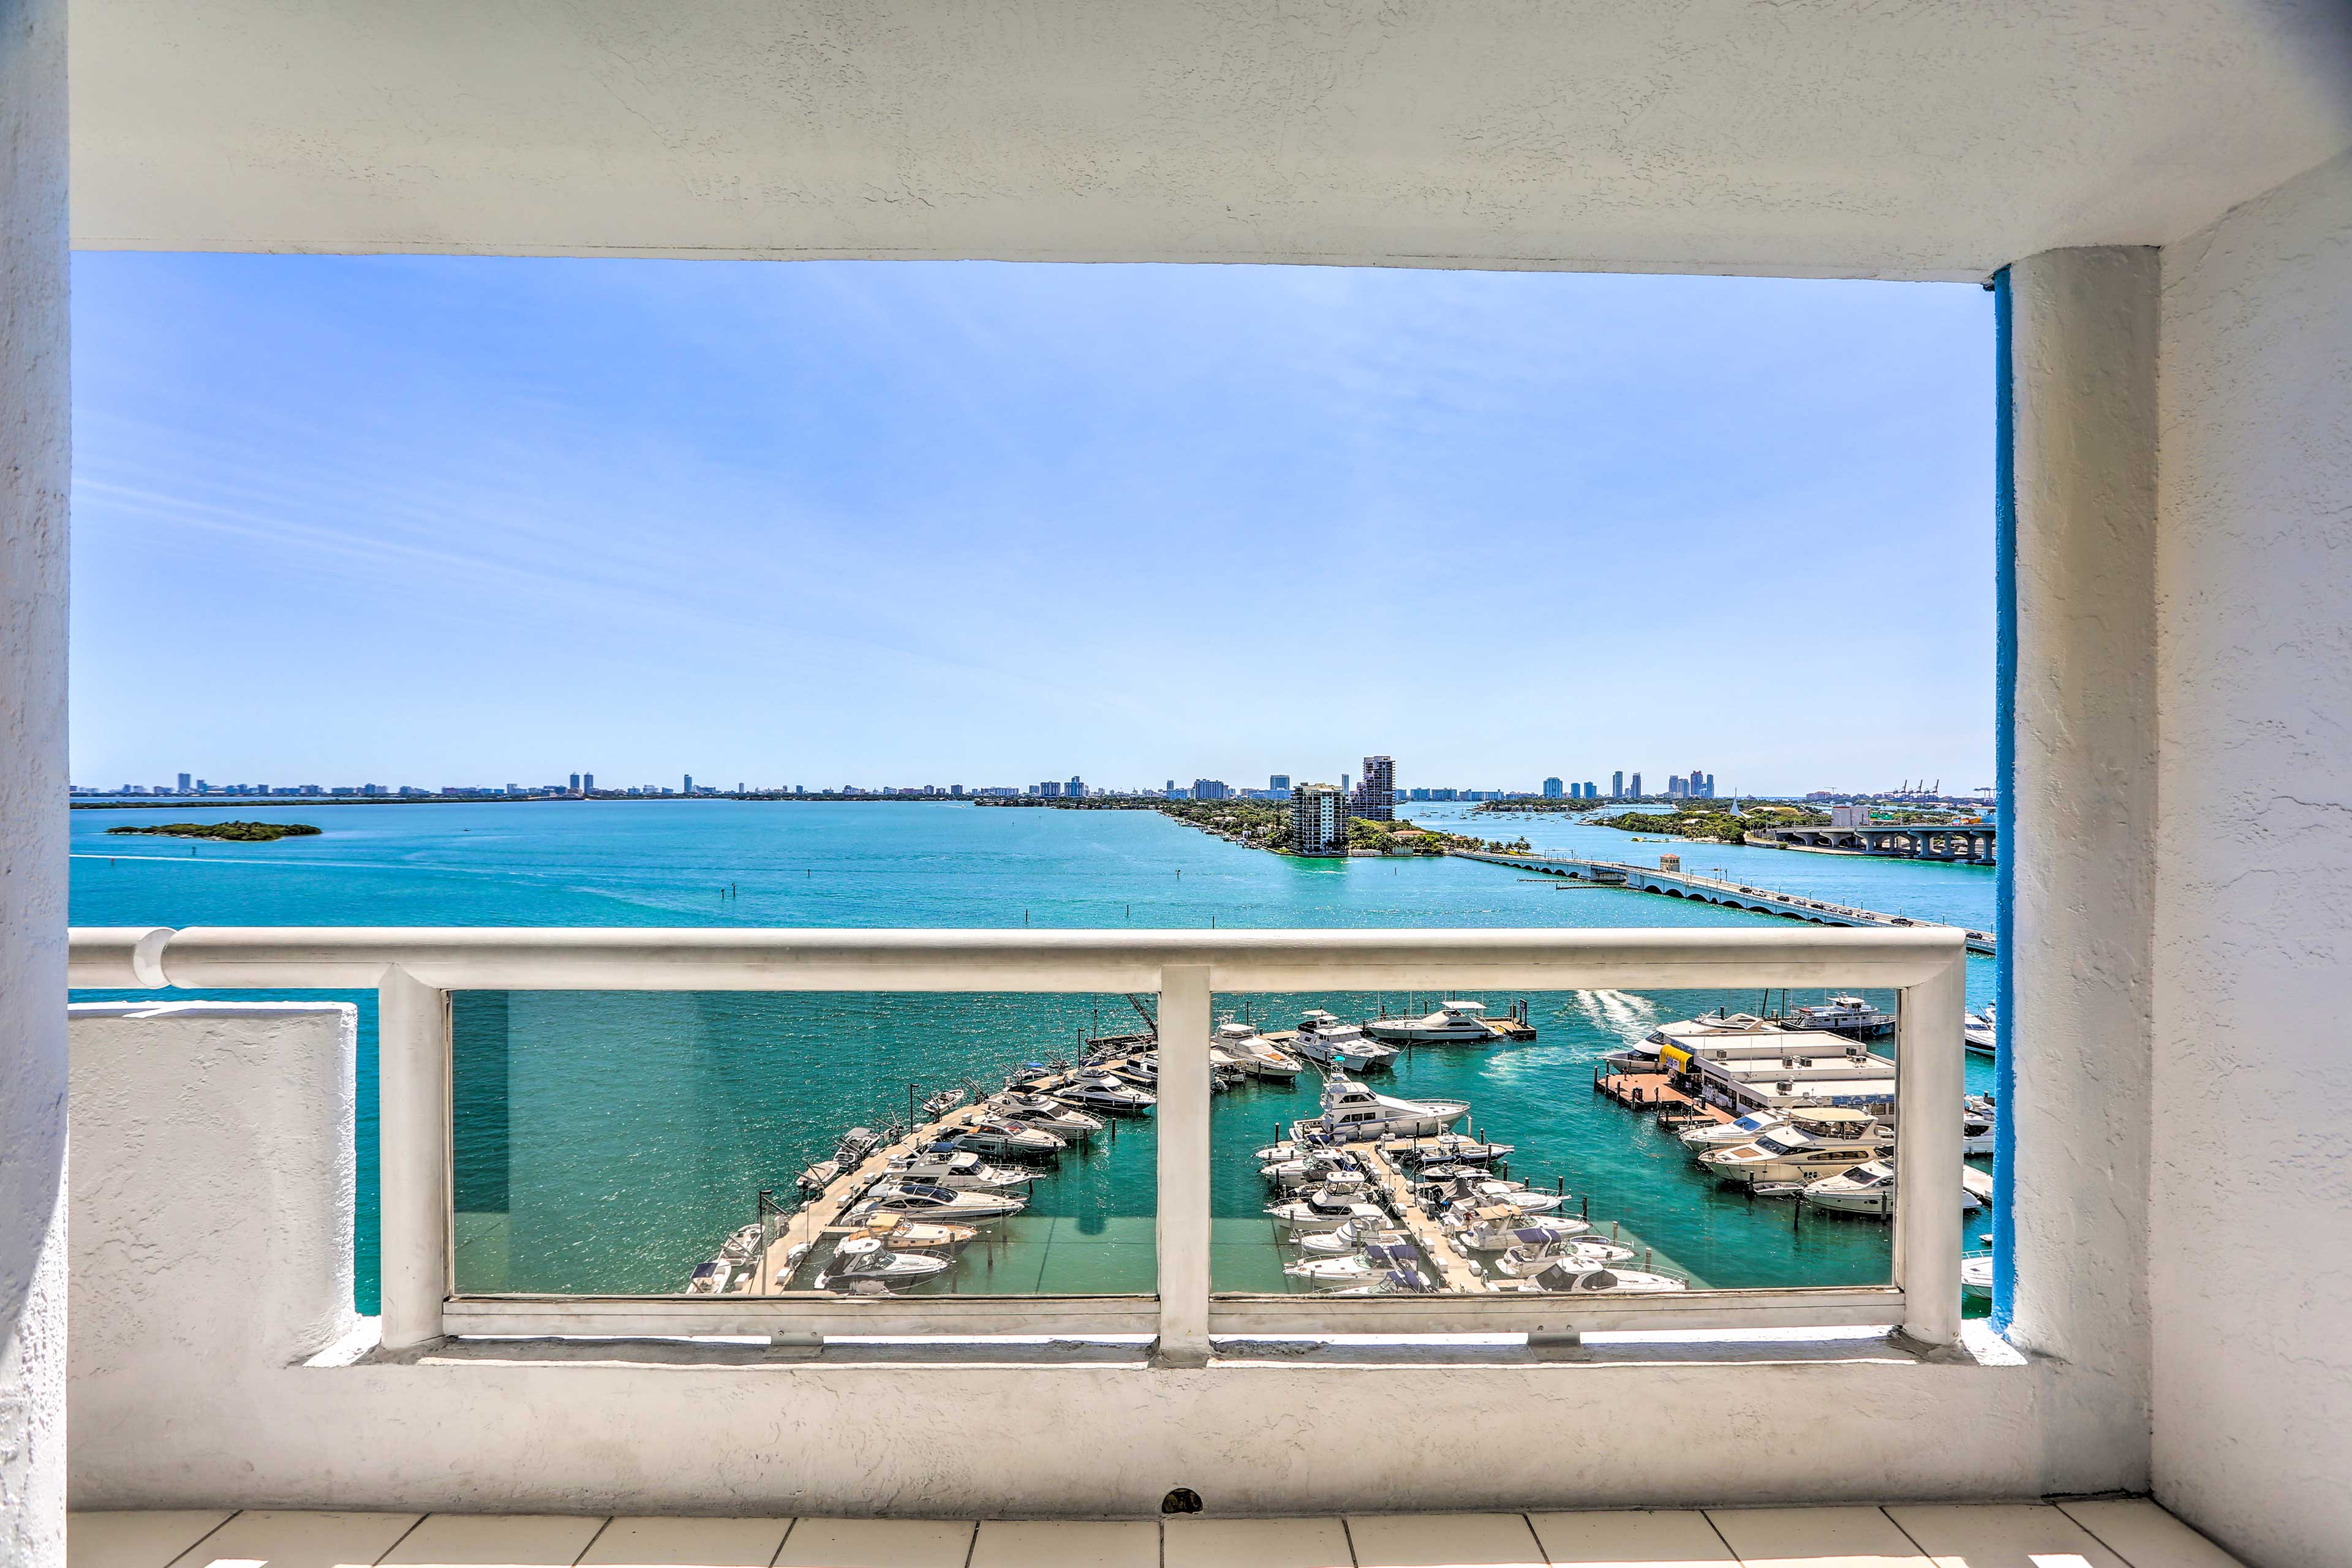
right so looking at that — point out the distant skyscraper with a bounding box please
[684,774,693,794]
[1585,781,1599,798]
[176,772,190,793]
[1341,772,1350,798]
[1068,775,1085,799]
[1611,770,1624,798]
[582,773,595,793]
[1704,772,1716,797]
[1269,774,1289,791]
[1630,772,1642,797]
[569,772,581,792]
[1542,777,1563,799]
[1355,755,1395,821]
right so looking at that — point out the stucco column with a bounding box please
[0,0,69,1563]
[1998,247,2158,1447]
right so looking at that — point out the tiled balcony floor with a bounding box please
[67,1499,2242,1568]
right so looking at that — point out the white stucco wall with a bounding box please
[66,1002,2145,1518]
[0,1,69,1565]
[2001,247,2158,1444]
[2151,149,2352,1568]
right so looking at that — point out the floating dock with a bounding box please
[1450,849,1997,956]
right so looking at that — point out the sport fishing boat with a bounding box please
[1210,1022,1303,1080]
[1055,1074,1155,1113]
[1793,993,1896,1038]
[1360,1000,1497,1044]
[1306,1077,1471,1140]
[844,1180,1025,1223]
[1698,1126,1893,1188]
[814,1235,954,1293]
[1290,1011,1400,1072]
[1966,1001,1999,1057]
[883,1147,1036,1191]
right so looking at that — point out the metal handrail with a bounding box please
[66,924,1966,1362]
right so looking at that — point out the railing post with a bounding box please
[1894,948,1966,1348]
[379,965,451,1349]
[1155,963,1212,1366]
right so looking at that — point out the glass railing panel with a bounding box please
[1208,986,1932,1300]
[451,990,1156,1298]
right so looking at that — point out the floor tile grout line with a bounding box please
[371,1512,430,1566]
[569,1515,616,1567]
[961,1517,979,1568]
[765,1515,797,1568]
[1514,1511,1547,1566]
[2053,1498,2224,1568]
[162,1508,243,1568]
[1696,1506,1742,1564]
[1875,1504,1935,1562]
[1338,1515,1357,1567]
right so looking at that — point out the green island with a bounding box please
[104,820,322,843]
[978,794,1531,857]
[1578,802,1833,845]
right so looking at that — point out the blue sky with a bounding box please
[71,256,1992,796]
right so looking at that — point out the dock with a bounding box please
[1349,1139,1491,1293]
[1449,849,1997,956]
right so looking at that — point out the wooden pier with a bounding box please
[1349,1139,1491,1293]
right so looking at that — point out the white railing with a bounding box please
[67,924,1967,1363]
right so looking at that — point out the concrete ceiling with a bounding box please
[68,0,2352,279]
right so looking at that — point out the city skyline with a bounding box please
[71,256,1994,792]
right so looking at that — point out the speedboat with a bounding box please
[1360,1000,1496,1044]
[1965,1002,1999,1057]
[844,1180,1025,1223]
[955,1119,1066,1159]
[1291,1011,1400,1072]
[1261,1151,1356,1193]
[683,1258,733,1295]
[1962,1098,1997,1157]
[1494,1261,1686,1295]
[1379,1133,1512,1167]
[1109,1056,1159,1088]
[1056,1075,1155,1113]
[1793,993,1896,1038]
[831,1126,883,1166]
[814,1235,954,1292]
[1800,1161,1988,1218]
[1698,1126,1893,1188]
[1679,1110,1790,1151]
[794,1158,842,1196]
[1962,1234,1994,1300]
[1210,1023,1303,1080]
[846,1213,979,1254]
[990,1093,1103,1138]
[1284,1240,1428,1291]
[1308,1077,1471,1140]
[1265,1186,1390,1235]
[1419,1175,1561,1216]
[1488,1237,1638,1278]
[1447,1209,1592,1253]
[1295,1221,1407,1257]
[883,1147,1036,1191]
[1330,1268,1440,1296]
[918,1087,968,1119]
[716,1223,765,1263]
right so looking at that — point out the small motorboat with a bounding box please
[1360,1000,1497,1045]
[1291,1011,1400,1072]
[1261,1152,1355,1193]
[919,1087,968,1119]
[1962,1234,1994,1300]
[1419,1175,1561,1216]
[683,1259,732,1295]
[831,1126,883,1166]
[845,1180,1025,1223]
[1488,1237,1638,1278]
[1109,1056,1160,1088]
[815,1235,954,1293]
[1962,1096,1998,1157]
[1379,1133,1512,1168]
[1294,1221,1408,1257]
[1800,1161,1987,1218]
[1966,1002,1999,1058]
[716,1223,765,1263]
[956,1119,1066,1159]
[795,1158,842,1197]
[1309,1077,1471,1140]
[1284,1241,1429,1291]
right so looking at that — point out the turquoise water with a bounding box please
[70,799,1995,1310]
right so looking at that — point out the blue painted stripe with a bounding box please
[1991,267,2018,1335]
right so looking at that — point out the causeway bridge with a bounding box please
[1752,821,1997,864]
[1449,849,1998,956]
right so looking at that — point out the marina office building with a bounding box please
[10,6,2352,1566]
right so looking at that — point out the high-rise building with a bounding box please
[582,773,595,793]
[1611,770,1624,798]
[1354,755,1395,821]
[1068,776,1085,799]
[1191,778,1230,801]
[1268,774,1289,791]
[1290,783,1344,855]
[1668,775,1686,797]
[176,772,190,793]
[1629,772,1642,797]
[1542,777,1563,799]
[1704,772,1716,797]
[568,772,581,792]
[1585,781,1599,797]
[683,774,694,794]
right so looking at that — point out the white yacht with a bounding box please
[1291,1011,1400,1072]
[1379,1133,1512,1167]
[814,1235,954,1292]
[1307,1077,1471,1140]
[1265,1186,1391,1235]
[1294,1221,1406,1257]
[1055,1074,1155,1112]
[883,1147,1036,1191]
[844,1180,1025,1223]
[1361,1000,1497,1044]
[1495,1261,1686,1295]
[1447,1209,1593,1253]
[1962,1234,1995,1301]
[1966,1001,1999,1057]
[1109,1057,1159,1087]
[1210,1022,1303,1080]
[956,1119,1066,1158]
[1260,1151,1354,1193]
[1793,993,1896,1038]
[845,1213,979,1254]
[1284,1241,1428,1291]
[1419,1175,1562,1215]
[989,1093,1102,1138]
[1678,1109,1791,1151]
[1697,1126,1893,1188]
[1488,1236,1638,1278]
[1962,1098,1998,1157]
[1800,1160,1989,1218]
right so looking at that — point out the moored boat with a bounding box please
[1308,1076,1471,1140]
[1360,1000,1498,1044]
